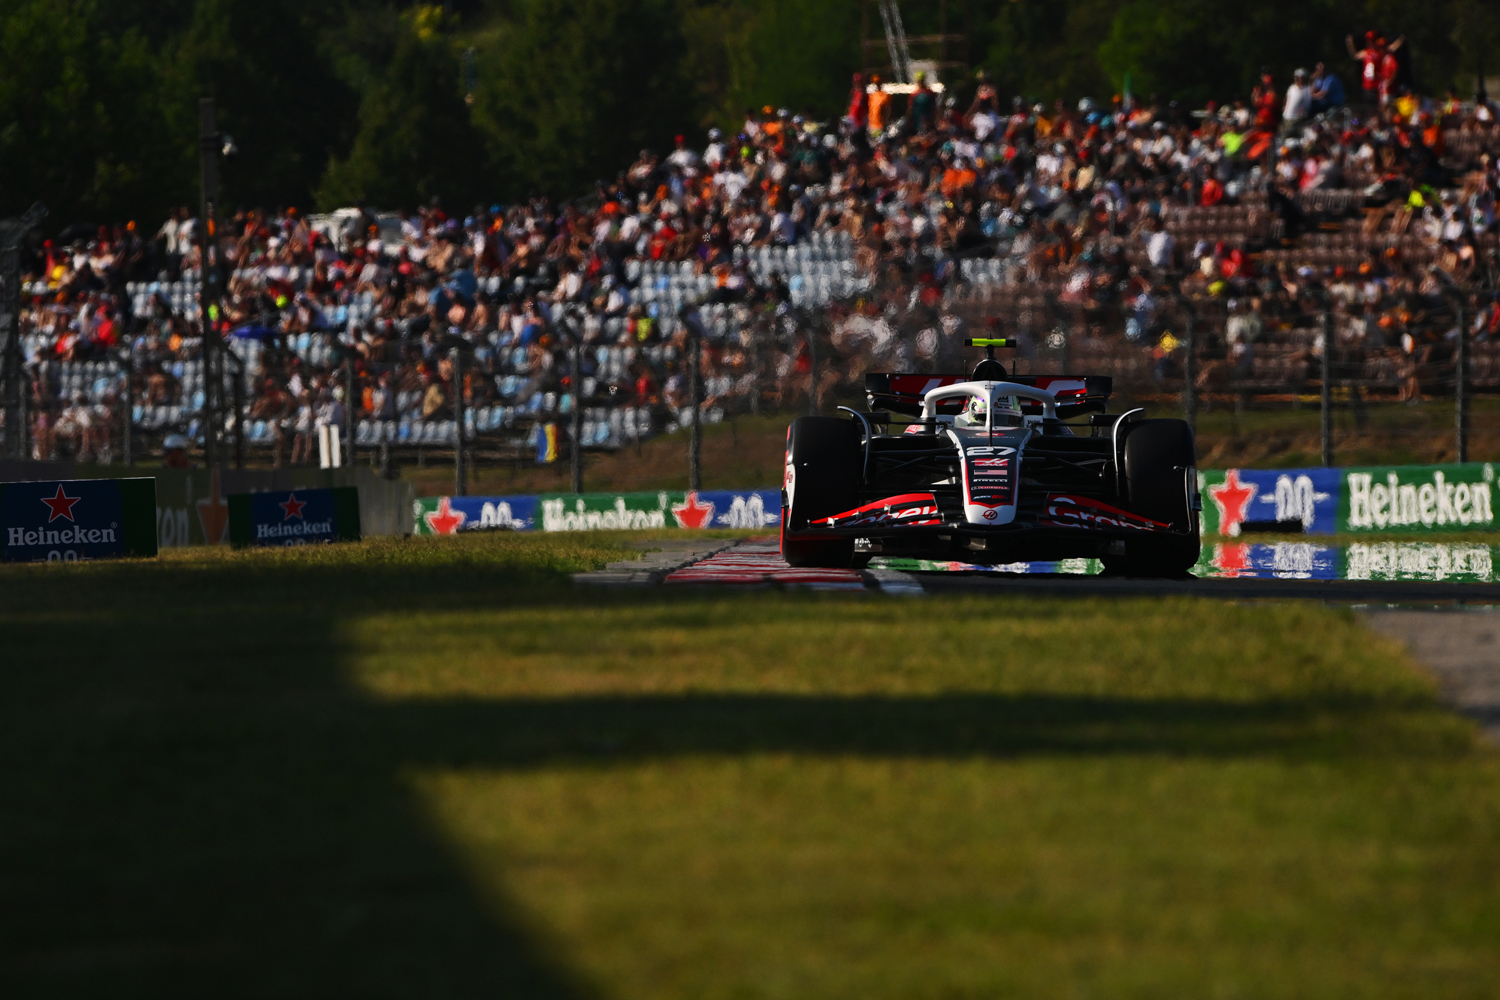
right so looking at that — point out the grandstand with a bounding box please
[8,83,1500,467]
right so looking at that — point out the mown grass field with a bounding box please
[3,532,1499,998]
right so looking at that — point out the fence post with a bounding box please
[121,346,132,467]
[344,355,356,471]
[571,335,584,494]
[1320,309,1333,466]
[451,344,466,497]
[1455,298,1468,463]
[1181,309,1197,432]
[689,326,702,492]
[232,369,244,470]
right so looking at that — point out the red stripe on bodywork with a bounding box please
[1039,494,1171,531]
[811,492,942,528]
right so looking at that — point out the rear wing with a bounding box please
[865,373,1113,419]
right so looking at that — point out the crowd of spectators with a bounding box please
[11,31,1500,464]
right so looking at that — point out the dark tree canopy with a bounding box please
[0,0,1487,229]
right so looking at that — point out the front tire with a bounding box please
[1102,419,1200,576]
[781,416,860,568]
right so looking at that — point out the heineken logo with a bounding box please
[1347,468,1494,529]
[255,520,334,539]
[8,525,118,547]
[541,496,669,532]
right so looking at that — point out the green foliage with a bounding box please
[680,0,862,126]
[317,5,490,211]
[983,0,1467,107]
[0,0,1481,227]
[0,1,179,222]
[470,0,694,200]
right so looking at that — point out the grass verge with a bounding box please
[2,532,1497,998]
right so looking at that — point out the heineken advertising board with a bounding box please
[228,487,361,548]
[1,478,158,563]
[1200,462,1497,536]
[414,489,783,535]
[1342,463,1495,533]
[1199,467,1340,536]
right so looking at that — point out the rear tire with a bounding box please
[781,417,860,568]
[1102,419,1200,576]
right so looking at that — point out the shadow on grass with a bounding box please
[0,551,1462,997]
[389,692,1452,768]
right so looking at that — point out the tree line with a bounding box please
[0,0,1493,229]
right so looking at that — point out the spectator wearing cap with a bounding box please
[1283,69,1312,131]
[666,134,700,177]
[908,72,937,134]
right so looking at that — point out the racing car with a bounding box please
[780,338,1202,575]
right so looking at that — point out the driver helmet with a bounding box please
[965,393,1019,425]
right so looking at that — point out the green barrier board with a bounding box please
[1341,463,1497,533]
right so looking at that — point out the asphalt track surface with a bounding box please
[577,538,1500,605]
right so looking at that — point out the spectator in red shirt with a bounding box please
[1347,32,1382,105]
[1252,69,1279,127]
[847,73,868,131]
[1377,37,1405,107]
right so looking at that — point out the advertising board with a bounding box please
[1341,463,1495,533]
[1198,467,1340,536]
[0,478,158,563]
[228,486,362,548]
[414,489,783,535]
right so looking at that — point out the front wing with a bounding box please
[793,490,1193,563]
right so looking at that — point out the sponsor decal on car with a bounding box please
[962,444,1019,508]
[1038,494,1169,531]
[812,492,943,528]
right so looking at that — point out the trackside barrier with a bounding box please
[1201,462,1498,536]
[0,461,413,547]
[414,489,782,535]
[1,478,158,563]
[414,462,1498,539]
[229,487,362,549]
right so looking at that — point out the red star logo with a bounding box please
[1212,543,1252,578]
[278,493,307,520]
[1207,469,1257,537]
[671,491,716,529]
[423,496,466,535]
[41,485,80,522]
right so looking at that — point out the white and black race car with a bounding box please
[780,339,1202,575]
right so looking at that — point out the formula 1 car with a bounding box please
[780,339,1202,575]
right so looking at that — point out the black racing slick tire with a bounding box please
[1103,419,1201,577]
[781,416,860,568]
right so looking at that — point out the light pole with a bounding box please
[679,305,708,492]
[198,99,225,469]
